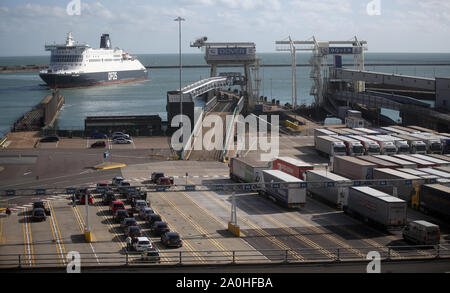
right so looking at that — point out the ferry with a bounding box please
[39,32,148,88]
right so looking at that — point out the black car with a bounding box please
[32,201,50,215]
[102,191,116,205]
[150,221,170,235]
[75,188,90,200]
[114,209,129,223]
[126,226,142,238]
[151,172,165,183]
[40,135,59,142]
[161,232,183,248]
[32,208,46,222]
[147,213,162,226]
[91,141,106,148]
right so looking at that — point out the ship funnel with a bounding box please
[100,34,111,49]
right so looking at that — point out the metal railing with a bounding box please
[1,244,448,269]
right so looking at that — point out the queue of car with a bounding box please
[39,132,134,148]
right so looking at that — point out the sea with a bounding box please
[1,52,450,136]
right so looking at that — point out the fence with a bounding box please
[1,244,448,269]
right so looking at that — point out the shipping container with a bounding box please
[372,168,422,201]
[229,157,269,183]
[357,156,400,169]
[333,156,377,180]
[419,184,450,218]
[272,157,313,180]
[305,170,351,208]
[374,155,418,169]
[344,186,407,230]
[256,169,306,209]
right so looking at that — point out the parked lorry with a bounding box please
[419,168,450,179]
[358,156,400,169]
[229,157,270,183]
[271,157,313,180]
[436,135,450,154]
[348,135,381,155]
[305,170,351,208]
[408,133,443,154]
[410,154,450,167]
[411,184,450,219]
[256,169,306,209]
[344,186,407,230]
[335,136,365,156]
[315,136,347,158]
[333,156,376,180]
[374,155,418,169]
[392,134,427,154]
[364,135,397,155]
[393,154,436,168]
[354,128,379,135]
[314,128,337,137]
[375,135,410,154]
[372,168,422,202]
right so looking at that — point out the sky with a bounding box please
[0,0,449,56]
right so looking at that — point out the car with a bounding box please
[112,132,130,139]
[150,221,170,235]
[75,188,89,200]
[147,213,162,226]
[113,137,132,144]
[110,200,125,214]
[126,226,142,238]
[102,191,116,205]
[79,193,94,205]
[91,141,106,148]
[139,207,155,220]
[32,208,46,221]
[91,132,108,139]
[139,248,161,263]
[132,200,148,213]
[402,220,440,246]
[121,217,138,230]
[151,172,165,183]
[40,135,59,142]
[156,177,172,186]
[32,201,50,215]
[114,209,129,223]
[112,176,124,186]
[96,182,109,192]
[161,232,183,248]
[127,236,153,252]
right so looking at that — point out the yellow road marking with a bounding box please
[48,201,66,265]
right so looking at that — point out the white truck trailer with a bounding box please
[305,170,351,208]
[229,157,270,183]
[256,169,306,209]
[344,186,407,230]
[315,136,347,158]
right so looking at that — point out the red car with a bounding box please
[156,177,172,186]
[79,193,94,205]
[91,141,106,148]
[110,200,125,214]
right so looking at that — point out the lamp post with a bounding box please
[174,16,185,146]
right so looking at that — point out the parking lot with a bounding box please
[1,163,449,268]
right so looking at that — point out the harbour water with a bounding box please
[1,52,450,135]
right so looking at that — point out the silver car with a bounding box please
[113,137,132,144]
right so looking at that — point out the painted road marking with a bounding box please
[22,208,34,266]
[72,205,100,264]
[48,201,66,265]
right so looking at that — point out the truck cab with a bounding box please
[410,141,427,154]
[402,220,440,245]
[331,142,347,157]
[393,140,410,154]
[381,142,397,155]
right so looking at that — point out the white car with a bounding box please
[112,132,130,139]
[139,207,154,220]
[113,137,132,144]
[127,236,153,252]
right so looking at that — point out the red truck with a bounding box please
[110,200,125,214]
[271,157,314,180]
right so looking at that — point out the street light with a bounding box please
[174,16,185,145]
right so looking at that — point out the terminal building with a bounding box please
[85,115,162,136]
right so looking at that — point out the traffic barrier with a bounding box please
[284,120,301,131]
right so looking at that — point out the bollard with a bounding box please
[125,253,129,266]
[284,250,289,263]
[232,251,236,264]
[179,251,182,265]
[18,254,21,268]
[387,247,391,260]
[336,248,340,262]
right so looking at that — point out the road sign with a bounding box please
[215,185,224,191]
[185,185,196,191]
[271,183,280,189]
[66,188,76,194]
[244,184,252,190]
[300,182,308,189]
[156,186,166,192]
[6,190,15,196]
